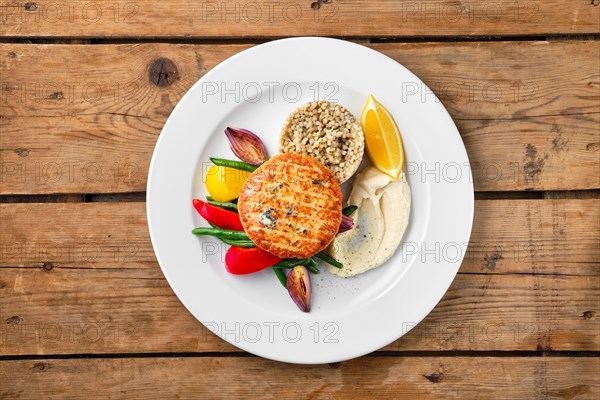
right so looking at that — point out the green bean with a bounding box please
[273,267,287,288]
[315,251,343,269]
[273,258,319,274]
[272,259,308,269]
[219,238,256,248]
[210,157,258,172]
[342,205,358,216]
[191,227,249,240]
[206,196,238,212]
[200,225,255,246]
[307,263,320,275]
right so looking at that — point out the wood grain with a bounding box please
[1,357,599,399]
[1,41,599,194]
[1,200,597,275]
[0,201,598,355]
[1,268,597,355]
[1,1,598,397]
[1,0,598,38]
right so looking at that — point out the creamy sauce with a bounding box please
[327,167,411,277]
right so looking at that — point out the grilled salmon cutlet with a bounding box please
[238,154,343,259]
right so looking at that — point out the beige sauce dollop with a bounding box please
[327,167,411,277]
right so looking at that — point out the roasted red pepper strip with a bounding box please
[225,246,283,275]
[193,199,244,231]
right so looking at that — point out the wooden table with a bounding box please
[1,1,599,398]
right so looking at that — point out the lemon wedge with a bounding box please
[360,94,405,180]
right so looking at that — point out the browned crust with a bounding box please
[238,154,343,259]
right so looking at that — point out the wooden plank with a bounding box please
[1,200,598,275]
[1,0,598,37]
[468,199,600,275]
[1,357,598,399]
[0,202,156,270]
[1,41,599,194]
[0,249,597,355]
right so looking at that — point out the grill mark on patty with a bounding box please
[238,153,342,258]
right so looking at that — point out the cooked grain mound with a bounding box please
[280,101,365,183]
[238,154,342,259]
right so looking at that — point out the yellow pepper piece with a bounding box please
[204,165,251,202]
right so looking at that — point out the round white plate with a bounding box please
[147,37,474,364]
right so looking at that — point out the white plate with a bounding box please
[147,37,474,364]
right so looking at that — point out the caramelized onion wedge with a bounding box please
[338,214,354,233]
[286,266,311,312]
[224,127,267,166]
